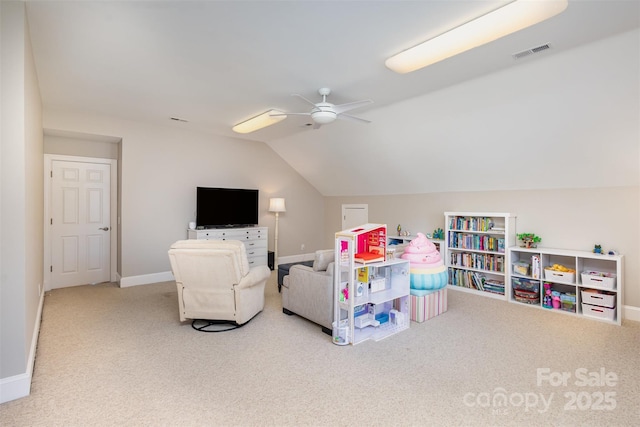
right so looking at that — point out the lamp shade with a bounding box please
[269,198,286,213]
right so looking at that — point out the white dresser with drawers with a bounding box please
[187,226,268,267]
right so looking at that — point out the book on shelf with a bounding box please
[472,272,485,291]
[531,255,541,279]
[483,279,505,295]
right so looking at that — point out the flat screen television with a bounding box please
[196,187,259,228]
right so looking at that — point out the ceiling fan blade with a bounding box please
[292,93,318,107]
[333,99,373,114]
[270,112,310,117]
[337,113,371,124]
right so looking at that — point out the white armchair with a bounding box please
[168,239,271,325]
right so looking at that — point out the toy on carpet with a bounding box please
[401,232,448,296]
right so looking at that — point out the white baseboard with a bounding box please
[623,304,640,323]
[119,271,174,288]
[0,289,45,404]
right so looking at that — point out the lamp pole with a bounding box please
[269,198,286,270]
[274,211,280,270]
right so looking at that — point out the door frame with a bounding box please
[44,154,118,291]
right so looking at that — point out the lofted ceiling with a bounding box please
[26,1,640,195]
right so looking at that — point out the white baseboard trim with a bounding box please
[623,304,640,323]
[119,271,174,288]
[0,289,45,404]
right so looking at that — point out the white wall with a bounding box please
[1,0,43,401]
[42,111,326,281]
[44,133,119,159]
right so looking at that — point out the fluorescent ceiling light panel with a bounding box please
[385,0,568,74]
[232,109,286,134]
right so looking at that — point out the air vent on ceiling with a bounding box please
[512,43,551,60]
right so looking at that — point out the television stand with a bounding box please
[187,226,268,268]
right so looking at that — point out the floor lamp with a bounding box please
[269,198,286,269]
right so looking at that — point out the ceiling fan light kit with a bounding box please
[232,109,286,134]
[385,0,569,74]
[311,108,337,124]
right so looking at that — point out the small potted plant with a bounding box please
[517,233,541,248]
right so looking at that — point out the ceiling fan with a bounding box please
[273,88,373,129]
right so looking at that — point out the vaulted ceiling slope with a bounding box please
[26,1,640,195]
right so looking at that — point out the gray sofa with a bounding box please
[281,249,335,335]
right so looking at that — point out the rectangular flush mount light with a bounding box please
[232,109,286,134]
[385,0,568,74]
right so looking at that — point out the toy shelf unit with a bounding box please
[387,235,444,250]
[509,247,624,325]
[386,235,444,258]
[334,224,410,345]
[444,212,516,300]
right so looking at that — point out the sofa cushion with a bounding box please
[312,249,334,272]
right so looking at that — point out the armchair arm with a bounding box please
[236,265,271,290]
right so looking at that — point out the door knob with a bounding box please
[99,227,110,231]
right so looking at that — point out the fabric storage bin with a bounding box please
[581,271,616,290]
[581,289,615,308]
[512,277,539,292]
[582,303,616,321]
[410,288,447,323]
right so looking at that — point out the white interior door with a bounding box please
[50,160,111,288]
[342,204,369,230]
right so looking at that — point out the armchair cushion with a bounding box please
[312,249,334,272]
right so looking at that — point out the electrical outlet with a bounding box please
[301,244,305,251]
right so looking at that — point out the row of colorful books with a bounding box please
[448,232,505,253]
[448,216,497,232]
[449,252,505,273]
[447,268,505,295]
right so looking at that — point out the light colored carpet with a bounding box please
[1,271,639,426]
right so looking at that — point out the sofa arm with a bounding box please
[283,264,334,329]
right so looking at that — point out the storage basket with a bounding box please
[581,271,616,290]
[544,269,575,284]
[512,277,540,292]
[582,303,616,321]
[581,289,615,308]
[560,293,576,313]
[513,289,539,304]
[513,261,530,276]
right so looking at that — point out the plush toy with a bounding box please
[401,233,448,295]
[594,244,602,254]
